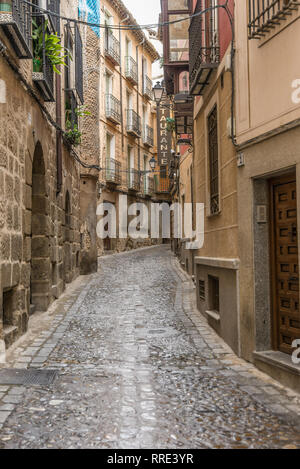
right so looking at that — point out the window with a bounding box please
[209,276,219,312]
[199,280,205,300]
[208,105,219,215]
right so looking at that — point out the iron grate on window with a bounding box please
[208,105,219,215]
[248,0,299,39]
[199,280,205,301]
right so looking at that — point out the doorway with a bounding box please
[270,173,300,355]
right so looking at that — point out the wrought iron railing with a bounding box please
[143,125,154,147]
[143,75,153,99]
[106,94,121,123]
[128,169,140,191]
[47,0,60,35]
[105,29,120,64]
[155,177,171,193]
[248,0,298,39]
[143,175,154,196]
[0,0,32,58]
[32,15,54,101]
[189,0,220,95]
[127,109,141,136]
[105,158,121,184]
[125,56,138,84]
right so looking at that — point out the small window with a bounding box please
[208,105,219,215]
[199,280,205,301]
[209,275,219,312]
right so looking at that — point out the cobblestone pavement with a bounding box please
[0,245,300,449]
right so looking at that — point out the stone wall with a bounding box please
[0,7,82,352]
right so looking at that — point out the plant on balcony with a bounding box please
[65,105,90,146]
[166,117,175,133]
[32,19,71,74]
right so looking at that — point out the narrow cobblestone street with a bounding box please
[0,246,300,449]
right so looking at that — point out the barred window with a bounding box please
[208,105,219,215]
[248,0,298,39]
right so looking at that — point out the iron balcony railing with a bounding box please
[125,56,138,85]
[0,0,32,58]
[189,0,220,96]
[105,158,121,185]
[127,109,142,137]
[155,177,171,194]
[128,169,140,192]
[106,94,121,124]
[143,75,153,99]
[47,0,60,35]
[32,15,54,102]
[143,125,154,147]
[143,175,154,196]
[105,29,120,65]
[248,0,298,39]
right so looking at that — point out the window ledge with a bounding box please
[206,310,220,323]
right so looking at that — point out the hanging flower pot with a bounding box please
[0,2,12,12]
[33,57,42,73]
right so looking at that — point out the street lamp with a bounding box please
[152,81,164,105]
[149,156,156,171]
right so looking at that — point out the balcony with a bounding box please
[143,175,154,197]
[189,1,220,96]
[105,30,120,65]
[143,75,152,99]
[155,177,171,194]
[0,0,32,58]
[32,15,54,102]
[248,0,299,39]
[128,169,140,192]
[105,158,121,185]
[125,56,138,85]
[174,93,194,135]
[106,94,121,124]
[127,109,141,138]
[143,125,154,147]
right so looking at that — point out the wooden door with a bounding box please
[271,174,300,354]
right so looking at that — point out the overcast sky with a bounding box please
[122,0,163,80]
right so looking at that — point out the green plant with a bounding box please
[32,19,72,74]
[65,106,90,146]
[166,117,175,133]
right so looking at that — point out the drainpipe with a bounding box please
[136,38,145,172]
[119,15,129,153]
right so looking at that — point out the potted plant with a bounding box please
[32,18,71,74]
[65,106,90,147]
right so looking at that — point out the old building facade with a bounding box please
[0,0,98,357]
[97,0,171,255]
[235,0,300,390]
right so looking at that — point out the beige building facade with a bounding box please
[97,0,169,255]
[235,1,300,390]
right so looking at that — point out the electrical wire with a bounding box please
[22,0,229,32]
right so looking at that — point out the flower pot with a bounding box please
[0,3,12,12]
[33,57,42,73]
